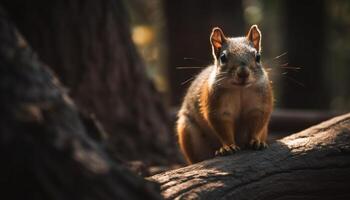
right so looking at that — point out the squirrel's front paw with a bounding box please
[248,139,268,150]
[215,144,240,156]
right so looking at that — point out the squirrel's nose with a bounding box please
[237,67,249,79]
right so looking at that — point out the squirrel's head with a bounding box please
[210,25,266,88]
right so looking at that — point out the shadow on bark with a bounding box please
[0,9,162,200]
[151,114,350,199]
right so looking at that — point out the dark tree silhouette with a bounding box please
[164,0,245,105]
[1,0,177,164]
[281,0,330,109]
[0,11,161,200]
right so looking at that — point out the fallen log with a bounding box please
[150,113,350,200]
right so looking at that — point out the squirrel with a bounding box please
[176,25,274,164]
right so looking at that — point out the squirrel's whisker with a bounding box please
[263,52,288,66]
[183,57,209,64]
[279,62,289,67]
[181,77,195,85]
[282,74,305,87]
[273,52,288,60]
[279,65,301,70]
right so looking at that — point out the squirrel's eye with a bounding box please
[219,53,227,64]
[255,53,261,63]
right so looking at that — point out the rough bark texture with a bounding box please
[1,0,176,164]
[0,11,161,200]
[151,113,350,200]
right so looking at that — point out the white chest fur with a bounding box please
[216,83,267,122]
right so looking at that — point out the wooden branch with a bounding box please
[150,113,350,200]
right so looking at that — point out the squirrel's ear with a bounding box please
[210,27,227,57]
[246,25,261,52]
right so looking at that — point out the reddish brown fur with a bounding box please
[177,25,274,164]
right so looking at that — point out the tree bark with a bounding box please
[150,113,350,200]
[0,11,161,200]
[1,0,176,164]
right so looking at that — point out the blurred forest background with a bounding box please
[127,0,350,145]
[2,1,350,199]
[1,0,350,170]
[128,0,350,111]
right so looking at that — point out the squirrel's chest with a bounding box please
[215,88,263,121]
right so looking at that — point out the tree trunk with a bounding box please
[150,113,350,200]
[1,0,176,164]
[0,11,161,200]
[281,0,330,109]
[164,0,244,105]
